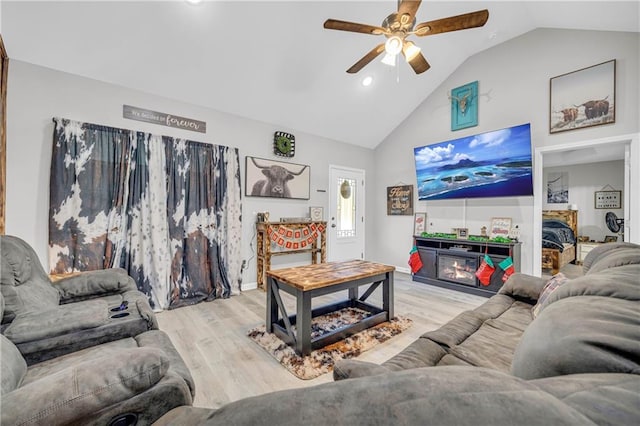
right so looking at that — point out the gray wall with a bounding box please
[371,29,639,275]
[5,60,375,287]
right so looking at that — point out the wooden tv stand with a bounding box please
[412,236,521,297]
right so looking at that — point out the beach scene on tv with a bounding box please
[414,123,533,201]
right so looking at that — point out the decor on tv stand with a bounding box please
[413,213,427,235]
[419,231,512,244]
[454,228,469,239]
[490,217,512,239]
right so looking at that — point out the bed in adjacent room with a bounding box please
[542,209,578,275]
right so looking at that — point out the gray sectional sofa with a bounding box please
[1,294,195,425]
[0,234,195,425]
[155,242,640,425]
[1,235,158,364]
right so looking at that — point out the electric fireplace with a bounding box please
[437,253,478,287]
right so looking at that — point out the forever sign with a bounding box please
[123,105,207,133]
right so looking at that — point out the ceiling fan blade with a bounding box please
[397,0,422,23]
[324,19,387,35]
[414,9,489,37]
[346,43,386,74]
[402,47,430,74]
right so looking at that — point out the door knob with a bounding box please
[331,224,336,228]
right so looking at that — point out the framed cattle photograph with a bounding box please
[549,59,615,134]
[245,156,310,200]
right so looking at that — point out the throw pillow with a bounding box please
[531,273,569,318]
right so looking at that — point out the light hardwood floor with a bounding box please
[156,272,486,409]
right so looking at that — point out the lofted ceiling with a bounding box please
[1,1,638,149]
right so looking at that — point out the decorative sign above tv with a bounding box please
[123,105,206,133]
[413,123,533,201]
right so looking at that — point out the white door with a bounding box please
[328,166,365,261]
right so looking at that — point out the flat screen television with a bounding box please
[414,123,533,201]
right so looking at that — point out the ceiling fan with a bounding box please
[323,0,489,74]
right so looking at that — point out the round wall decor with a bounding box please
[273,131,295,157]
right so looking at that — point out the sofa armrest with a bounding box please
[0,347,169,425]
[55,268,138,302]
[4,299,108,343]
[498,272,548,301]
[333,359,392,381]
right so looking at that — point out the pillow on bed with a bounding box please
[542,219,572,229]
[532,273,569,318]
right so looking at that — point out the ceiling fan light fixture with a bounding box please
[403,41,421,61]
[381,52,397,67]
[384,36,403,56]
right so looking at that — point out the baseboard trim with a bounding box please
[241,281,258,291]
[395,266,411,275]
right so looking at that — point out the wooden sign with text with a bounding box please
[123,105,206,133]
[387,185,414,215]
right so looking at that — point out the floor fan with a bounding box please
[605,211,624,241]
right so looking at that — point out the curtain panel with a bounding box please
[49,117,242,310]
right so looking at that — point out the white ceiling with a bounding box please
[2,1,638,149]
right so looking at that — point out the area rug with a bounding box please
[247,307,412,380]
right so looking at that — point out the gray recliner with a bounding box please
[1,235,158,364]
[1,292,195,426]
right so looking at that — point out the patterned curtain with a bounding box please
[49,118,242,310]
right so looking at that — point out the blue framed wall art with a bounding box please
[450,81,478,131]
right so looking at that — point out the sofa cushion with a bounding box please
[1,237,60,322]
[4,299,109,343]
[498,272,547,301]
[530,373,640,426]
[512,296,640,380]
[1,347,169,426]
[0,241,32,286]
[532,272,569,318]
[586,247,640,274]
[55,268,139,301]
[582,242,640,274]
[540,264,640,311]
[0,335,27,395]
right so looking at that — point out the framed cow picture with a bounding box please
[549,59,615,134]
[245,156,310,200]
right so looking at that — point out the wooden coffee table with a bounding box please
[266,259,395,356]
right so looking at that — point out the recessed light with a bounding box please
[362,76,373,87]
[186,0,202,5]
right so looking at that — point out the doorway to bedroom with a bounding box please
[533,133,638,277]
